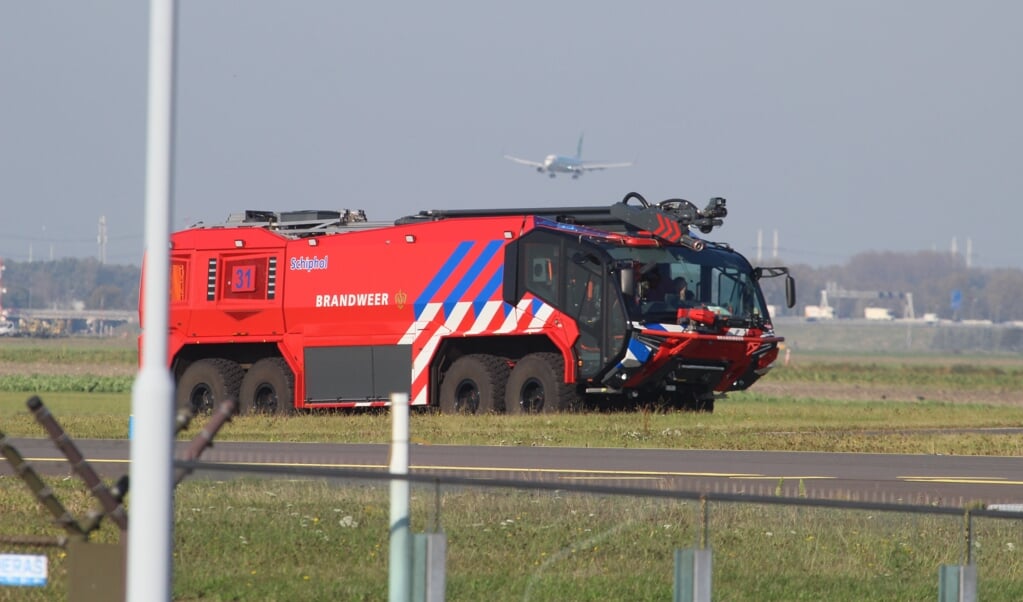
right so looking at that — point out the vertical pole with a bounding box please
[673,548,713,602]
[412,532,447,602]
[938,564,977,602]
[412,534,427,602]
[965,511,974,565]
[128,1,177,600]
[699,497,708,549]
[389,393,411,602]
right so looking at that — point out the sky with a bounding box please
[1,1,1020,268]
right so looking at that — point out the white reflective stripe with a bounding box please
[526,302,554,330]
[498,298,532,333]
[466,300,503,334]
[446,301,473,330]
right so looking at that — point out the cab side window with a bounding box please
[521,237,561,305]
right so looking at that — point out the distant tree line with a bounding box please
[1,253,1021,322]
[759,251,1023,322]
[1,258,140,312]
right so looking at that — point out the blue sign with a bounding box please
[950,289,962,312]
[0,554,47,587]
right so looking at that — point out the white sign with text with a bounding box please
[0,553,47,587]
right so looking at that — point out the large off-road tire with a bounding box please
[176,358,244,416]
[238,357,296,415]
[504,353,576,414]
[662,390,715,413]
[693,394,715,413]
[438,354,510,414]
[671,391,720,413]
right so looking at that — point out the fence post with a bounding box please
[673,548,712,602]
[67,540,126,602]
[938,564,976,602]
[938,508,978,602]
[674,497,711,602]
[412,532,447,602]
[389,393,412,602]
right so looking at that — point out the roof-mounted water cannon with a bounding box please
[650,196,727,234]
[608,192,729,249]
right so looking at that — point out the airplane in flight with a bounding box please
[504,134,632,179]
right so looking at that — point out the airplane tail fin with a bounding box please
[576,133,584,159]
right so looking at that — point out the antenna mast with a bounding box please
[98,215,108,264]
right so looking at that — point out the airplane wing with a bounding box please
[504,155,545,168]
[578,161,633,171]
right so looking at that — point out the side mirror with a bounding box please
[753,266,796,308]
[619,266,634,297]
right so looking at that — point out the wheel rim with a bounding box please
[253,383,278,413]
[188,384,215,413]
[518,377,545,413]
[453,379,480,413]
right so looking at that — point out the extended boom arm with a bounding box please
[396,192,730,249]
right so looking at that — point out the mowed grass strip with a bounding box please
[770,360,1023,389]
[2,479,1022,601]
[0,374,134,393]
[0,339,137,365]
[2,390,1022,455]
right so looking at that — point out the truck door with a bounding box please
[566,250,627,380]
[566,256,602,378]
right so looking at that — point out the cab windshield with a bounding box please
[607,244,770,327]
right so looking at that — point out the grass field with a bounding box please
[1,337,1021,600]
[2,478,1022,601]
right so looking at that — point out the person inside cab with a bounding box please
[641,266,675,303]
[666,277,695,307]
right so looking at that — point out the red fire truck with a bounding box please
[143,192,795,415]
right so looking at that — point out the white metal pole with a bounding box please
[128,1,177,600]
[389,393,411,602]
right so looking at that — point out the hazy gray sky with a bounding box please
[2,2,1020,267]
